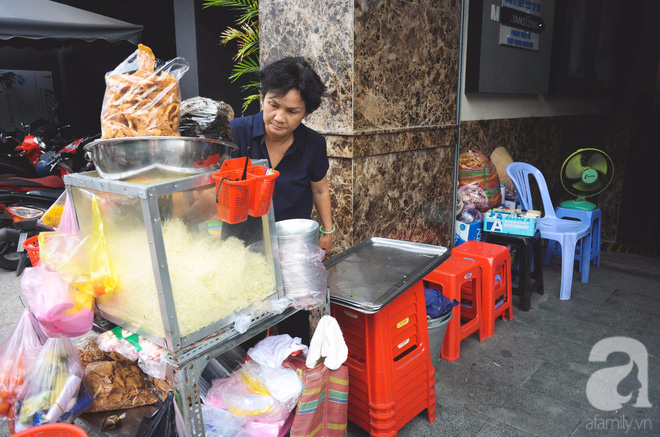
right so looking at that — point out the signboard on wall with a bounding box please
[498,0,544,51]
[466,0,555,95]
[0,69,58,128]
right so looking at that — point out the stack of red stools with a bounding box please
[424,256,484,361]
[452,241,513,338]
[331,280,436,436]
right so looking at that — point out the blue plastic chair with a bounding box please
[545,207,602,273]
[506,163,591,300]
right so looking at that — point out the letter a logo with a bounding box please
[586,337,652,411]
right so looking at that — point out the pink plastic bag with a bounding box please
[0,309,47,424]
[56,193,79,234]
[20,266,94,338]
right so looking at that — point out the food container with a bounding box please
[84,136,237,180]
[325,238,449,313]
[64,167,283,353]
[276,219,321,300]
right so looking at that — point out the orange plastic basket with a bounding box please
[12,423,88,437]
[247,165,279,217]
[219,156,252,172]
[22,235,40,266]
[213,169,253,224]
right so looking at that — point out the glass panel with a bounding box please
[158,187,277,337]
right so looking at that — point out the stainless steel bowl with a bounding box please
[275,219,320,246]
[84,136,238,180]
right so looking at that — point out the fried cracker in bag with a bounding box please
[101,44,189,139]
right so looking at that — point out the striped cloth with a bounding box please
[290,363,349,437]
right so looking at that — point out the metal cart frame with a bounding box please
[66,169,293,436]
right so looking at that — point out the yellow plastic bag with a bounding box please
[39,197,117,297]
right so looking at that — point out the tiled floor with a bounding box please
[345,250,660,436]
[1,249,658,436]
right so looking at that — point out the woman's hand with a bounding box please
[318,232,332,260]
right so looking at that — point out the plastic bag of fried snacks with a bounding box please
[100,44,189,139]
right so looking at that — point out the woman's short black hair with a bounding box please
[258,57,326,114]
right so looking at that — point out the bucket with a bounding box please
[427,311,453,366]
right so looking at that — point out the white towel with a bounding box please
[306,315,348,370]
[247,334,308,368]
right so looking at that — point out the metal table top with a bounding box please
[325,237,449,313]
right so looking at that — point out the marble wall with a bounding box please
[261,0,462,256]
[460,114,630,242]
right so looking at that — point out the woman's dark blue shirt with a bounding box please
[229,111,329,221]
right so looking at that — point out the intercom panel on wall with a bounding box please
[466,0,556,94]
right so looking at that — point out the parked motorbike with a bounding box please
[0,134,99,272]
[0,121,70,178]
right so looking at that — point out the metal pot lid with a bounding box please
[324,237,449,314]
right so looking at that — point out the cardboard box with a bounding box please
[455,220,482,246]
[483,209,540,237]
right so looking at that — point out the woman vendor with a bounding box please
[230,57,334,255]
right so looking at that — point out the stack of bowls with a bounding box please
[275,219,319,247]
[275,219,321,299]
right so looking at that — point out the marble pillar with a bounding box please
[261,0,462,254]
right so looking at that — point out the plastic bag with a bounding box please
[0,309,47,426]
[179,97,234,141]
[13,338,92,432]
[101,44,189,139]
[36,191,67,231]
[457,204,483,225]
[234,298,291,334]
[458,183,489,211]
[97,326,168,380]
[136,391,189,437]
[206,363,278,417]
[278,243,327,310]
[424,286,459,318]
[458,144,502,210]
[39,196,117,297]
[85,360,159,412]
[20,266,94,338]
[202,404,248,437]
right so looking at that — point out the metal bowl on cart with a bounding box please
[84,136,237,180]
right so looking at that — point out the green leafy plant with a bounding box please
[0,72,17,89]
[203,0,260,113]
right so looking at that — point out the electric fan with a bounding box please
[559,148,614,210]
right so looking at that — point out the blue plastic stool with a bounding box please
[544,207,601,274]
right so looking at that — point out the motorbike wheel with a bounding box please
[0,239,20,271]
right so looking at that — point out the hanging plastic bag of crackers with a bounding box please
[100,44,190,139]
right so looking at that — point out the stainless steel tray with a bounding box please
[324,237,449,313]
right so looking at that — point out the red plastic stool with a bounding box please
[424,256,484,361]
[332,280,436,436]
[452,241,513,338]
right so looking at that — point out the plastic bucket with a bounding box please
[427,311,453,366]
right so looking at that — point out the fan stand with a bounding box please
[560,196,597,211]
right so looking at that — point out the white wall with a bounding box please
[459,1,611,122]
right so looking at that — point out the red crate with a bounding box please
[331,280,436,436]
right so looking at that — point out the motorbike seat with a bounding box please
[0,175,64,191]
